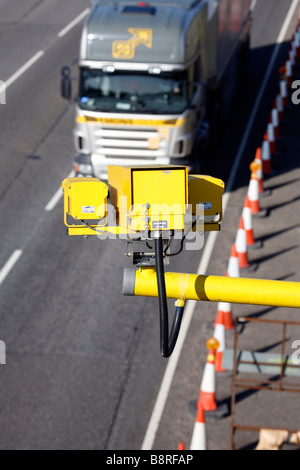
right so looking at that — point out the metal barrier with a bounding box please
[228,317,300,450]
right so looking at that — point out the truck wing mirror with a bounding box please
[61,66,72,101]
[188,81,205,109]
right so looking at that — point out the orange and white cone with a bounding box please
[242,196,262,249]
[220,244,239,330]
[190,404,206,451]
[261,139,272,175]
[289,48,296,76]
[216,302,234,331]
[285,59,293,88]
[297,30,300,58]
[270,106,280,141]
[198,338,219,410]
[264,123,277,157]
[253,147,272,196]
[279,78,288,108]
[226,244,240,278]
[293,29,300,59]
[235,217,258,272]
[252,148,265,195]
[276,94,284,123]
[213,312,227,373]
[235,218,251,270]
[248,162,268,217]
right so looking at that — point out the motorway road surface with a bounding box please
[0,0,299,450]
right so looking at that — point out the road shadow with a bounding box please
[204,40,300,197]
[252,245,299,264]
[259,224,300,243]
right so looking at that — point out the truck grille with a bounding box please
[92,126,169,158]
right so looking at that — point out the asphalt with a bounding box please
[0,0,299,452]
[148,4,300,451]
[151,96,300,451]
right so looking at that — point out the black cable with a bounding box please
[165,235,185,257]
[165,218,199,257]
[168,306,184,355]
[155,233,184,358]
[80,219,106,233]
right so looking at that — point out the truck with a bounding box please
[61,0,252,179]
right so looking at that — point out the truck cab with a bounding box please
[61,0,251,179]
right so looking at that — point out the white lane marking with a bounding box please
[45,170,75,212]
[0,250,23,287]
[57,8,90,38]
[250,0,258,11]
[0,51,44,95]
[0,8,90,96]
[277,0,300,44]
[141,0,300,451]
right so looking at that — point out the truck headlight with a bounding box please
[74,154,93,177]
[77,163,93,175]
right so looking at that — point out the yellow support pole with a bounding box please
[128,268,300,309]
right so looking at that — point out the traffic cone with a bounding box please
[289,47,296,74]
[279,78,288,108]
[220,244,239,330]
[197,338,229,419]
[248,162,268,217]
[190,404,206,451]
[253,145,272,196]
[235,217,258,272]
[213,312,227,373]
[252,148,265,195]
[276,93,284,123]
[285,59,293,88]
[215,302,234,331]
[270,106,280,141]
[197,338,219,410]
[294,30,300,59]
[242,195,263,249]
[226,244,240,278]
[178,442,185,450]
[279,63,287,79]
[264,123,277,157]
[261,139,273,175]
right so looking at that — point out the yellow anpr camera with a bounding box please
[62,177,108,225]
[62,165,224,238]
[108,165,188,234]
[60,165,300,361]
[62,165,225,358]
[188,174,224,231]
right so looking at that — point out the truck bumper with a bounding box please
[76,153,195,181]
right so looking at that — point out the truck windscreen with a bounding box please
[79,69,188,114]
